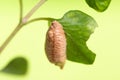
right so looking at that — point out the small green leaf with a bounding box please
[85,0,111,12]
[1,57,28,75]
[49,10,98,64]
[57,10,98,64]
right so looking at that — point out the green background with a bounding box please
[0,0,120,80]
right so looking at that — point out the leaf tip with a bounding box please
[1,57,28,75]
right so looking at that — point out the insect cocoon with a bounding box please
[45,21,66,69]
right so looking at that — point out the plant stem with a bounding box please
[0,0,47,54]
[0,23,23,54]
[19,0,23,23]
[22,0,47,23]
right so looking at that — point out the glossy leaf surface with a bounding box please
[85,0,111,12]
[49,10,98,64]
[58,10,98,64]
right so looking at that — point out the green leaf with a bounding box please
[85,0,111,12]
[49,10,98,64]
[1,57,28,75]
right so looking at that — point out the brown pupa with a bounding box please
[45,21,66,69]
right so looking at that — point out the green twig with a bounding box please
[0,0,47,54]
[0,23,23,53]
[24,17,54,25]
[19,0,23,23]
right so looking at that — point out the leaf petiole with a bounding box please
[24,17,54,25]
